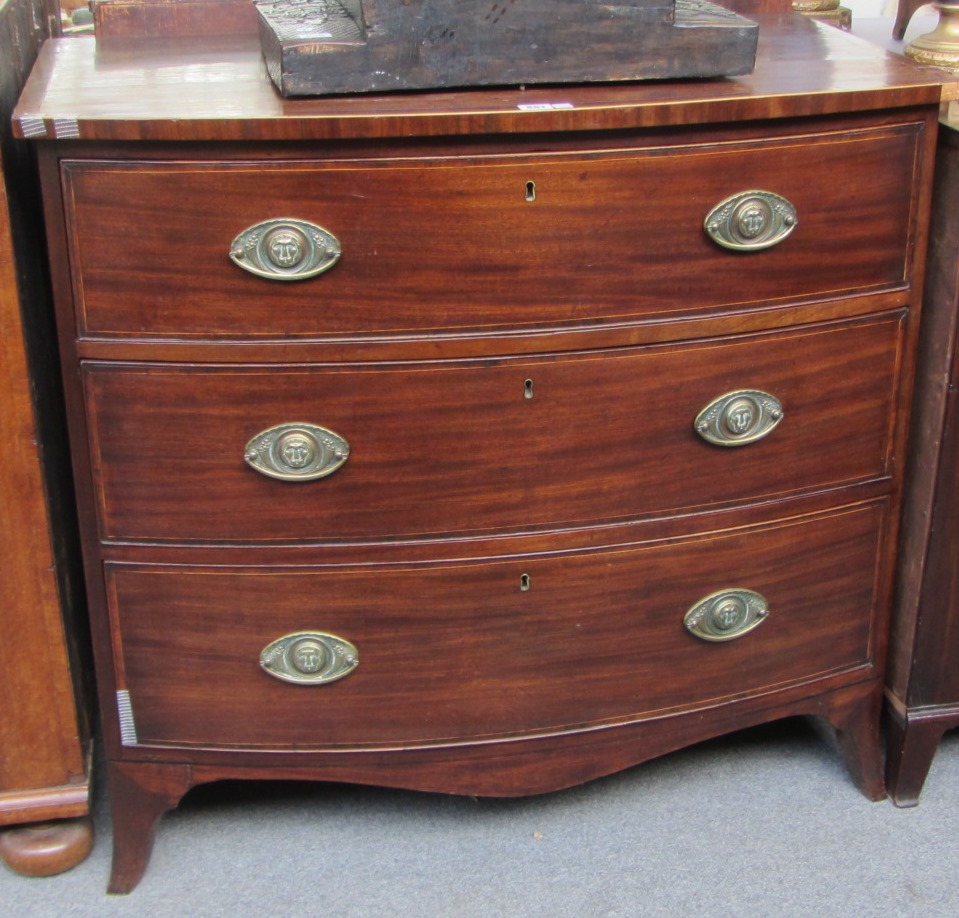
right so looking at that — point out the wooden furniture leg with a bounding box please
[818,683,886,801]
[0,817,94,876]
[107,761,191,895]
[894,0,927,38]
[886,713,950,807]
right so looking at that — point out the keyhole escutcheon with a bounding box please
[525,181,536,202]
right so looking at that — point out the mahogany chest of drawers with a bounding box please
[14,16,943,891]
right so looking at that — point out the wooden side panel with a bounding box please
[0,128,87,822]
[0,0,89,828]
[892,127,959,709]
[890,127,959,704]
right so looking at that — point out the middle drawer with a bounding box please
[84,314,902,543]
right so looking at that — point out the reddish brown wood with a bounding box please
[11,17,943,144]
[91,0,259,39]
[18,15,942,892]
[83,316,901,543]
[825,681,886,801]
[0,0,91,873]
[0,819,94,877]
[106,761,191,895]
[93,678,871,791]
[60,125,919,341]
[105,502,883,749]
[886,119,959,806]
[97,674,876,887]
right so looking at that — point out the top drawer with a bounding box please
[61,123,920,341]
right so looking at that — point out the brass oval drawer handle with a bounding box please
[684,589,769,642]
[244,422,350,481]
[230,218,341,280]
[704,191,797,251]
[694,389,783,447]
[260,632,359,685]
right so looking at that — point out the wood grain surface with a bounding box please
[59,121,919,342]
[82,315,903,543]
[12,15,944,142]
[0,0,91,876]
[19,11,941,890]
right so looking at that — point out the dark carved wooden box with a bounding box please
[257,0,759,96]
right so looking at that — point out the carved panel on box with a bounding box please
[256,0,760,96]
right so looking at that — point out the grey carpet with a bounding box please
[3,719,958,917]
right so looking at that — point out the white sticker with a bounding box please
[516,102,575,111]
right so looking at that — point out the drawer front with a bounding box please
[84,315,902,543]
[107,503,884,750]
[63,124,919,339]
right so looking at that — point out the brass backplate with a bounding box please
[230,218,341,281]
[684,588,769,642]
[695,389,783,447]
[260,631,359,685]
[704,190,797,252]
[244,422,350,482]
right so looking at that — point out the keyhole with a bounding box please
[524,378,534,399]
[520,573,531,592]
[525,181,536,202]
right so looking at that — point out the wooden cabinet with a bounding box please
[0,0,92,877]
[886,114,959,806]
[14,15,942,892]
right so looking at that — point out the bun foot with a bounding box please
[0,817,94,876]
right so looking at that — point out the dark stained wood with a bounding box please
[894,0,925,40]
[18,13,942,891]
[815,680,887,801]
[107,503,883,749]
[256,0,758,97]
[0,0,91,877]
[106,761,191,895]
[886,118,959,806]
[105,677,883,891]
[83,316,902,543]
[60,122,919,342]
[11,16,944,143]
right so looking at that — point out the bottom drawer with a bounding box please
[107,502,885,751]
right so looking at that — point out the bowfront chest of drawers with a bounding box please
[14,17,943,892]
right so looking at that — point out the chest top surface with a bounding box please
[11,14,945,143]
